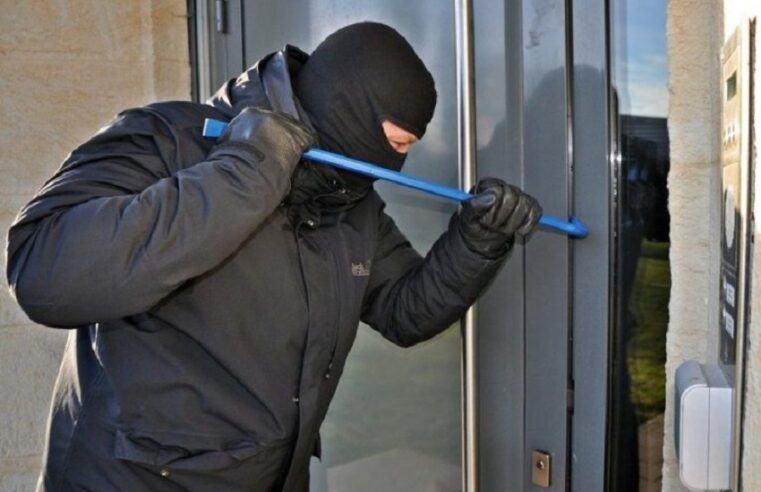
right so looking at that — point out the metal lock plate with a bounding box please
[531,450,551,488]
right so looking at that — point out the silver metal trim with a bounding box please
[563,0,576,487]
[195,0,212,101]
[731,17,755,492]
[455,1,478,491]
[605,85,622,490]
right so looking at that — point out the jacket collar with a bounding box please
[206,46,307,119]
[206,46,369,225]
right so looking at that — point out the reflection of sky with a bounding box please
[614,0,669,117]
[241,0,459,250]
[474,0,506,147]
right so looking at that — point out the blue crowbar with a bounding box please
[203,118,588,238]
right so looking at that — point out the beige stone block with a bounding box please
[0,194,32,255]
[742,231,761,490]
[150,0,191,63]
[0,1,148,62]
[0,194,36,327]
[667,0,722,166]
[0,57,157,195]
[638,414,664,483]
[744,15,761,490]
[638,478,662,492]
[0,473,37,492]
[148,0,191,101]
[665,2,723,491]
[153,59,192,102]
[0,456,40,492]
[667,164,714,347]
[0,288,29,329]
[0,325,67,458]
[0,2,191,195]
[0,0,190,480]
[743,366,761,491]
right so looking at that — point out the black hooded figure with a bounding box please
[7,21,541,492]
[295,22,437,183]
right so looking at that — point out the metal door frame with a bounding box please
[568,0,612,490]
[476,1,612,490]
[191,0,246,100]
[191,1,614,489]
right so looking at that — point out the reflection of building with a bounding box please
[621,115,670,241]
[622,115,670,165]
[610,112,671,492]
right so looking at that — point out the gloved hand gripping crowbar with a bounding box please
[203,118,588,238]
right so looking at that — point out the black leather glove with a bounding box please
[456,178,543,258]
[211,107,317,176]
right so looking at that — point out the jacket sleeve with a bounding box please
[360,204,508,347]
[6,109,292,327]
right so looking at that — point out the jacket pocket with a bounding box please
[114,429,278,472]
[114,430,265,471]
[113,429,294,490]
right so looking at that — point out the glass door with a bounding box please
[196,1,630,490]
[200,2,464,490]
[608,0,671,490]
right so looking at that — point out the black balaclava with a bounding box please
[294,22,437,191]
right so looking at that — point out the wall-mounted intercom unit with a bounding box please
[719,21,753,369]
[717,18,755,491]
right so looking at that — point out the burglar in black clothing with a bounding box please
[6,22,541,491]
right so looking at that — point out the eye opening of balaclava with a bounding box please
[294,22,437,192]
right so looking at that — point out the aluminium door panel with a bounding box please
[200,0,616,490]
[237,2,463,491]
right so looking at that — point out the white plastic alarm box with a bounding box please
[675,361,733,490]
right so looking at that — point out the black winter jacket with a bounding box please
[6,47,507,491]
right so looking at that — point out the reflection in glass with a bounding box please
[238,2,461,491]
[610,0,671,491]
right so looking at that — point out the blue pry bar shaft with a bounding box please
[203,118,588,238]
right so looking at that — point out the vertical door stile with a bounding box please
[455,0,479,491]
[522,0,571,489]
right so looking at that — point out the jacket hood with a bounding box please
[206,46,368,221]
[294,22,437,176]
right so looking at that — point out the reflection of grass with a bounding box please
[321,326,461,468]
[628,240,670,423]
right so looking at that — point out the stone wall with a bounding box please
[663,1,723,490]
[0,1,190,489]
[665,0,760,490]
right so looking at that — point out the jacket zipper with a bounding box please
[292,218,312,391]
[294,215,337,381]
[325,214,348,376]
[293,220,310,312]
